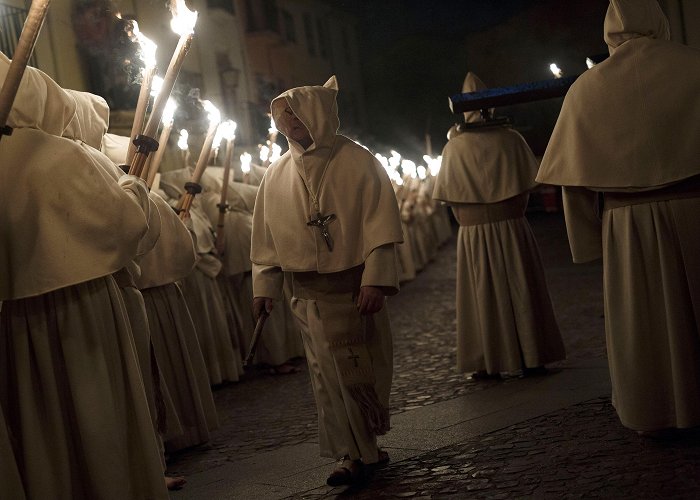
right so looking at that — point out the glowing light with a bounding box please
[162,98,177,125]
[132,21,157,69]
[259,145,270,163]
[401,159,417,179]
[396,177,404,186]
[389,150,401,169]
[177,129,189,150]
[240,152,252,174]
[202,100,221,127]
[268,116,278,135]
[417,166,427,180]
[214,120,237,149]
[549,63,563,78]
[170,0,198,37]
[586,57,596,69]
[150,76,164,97]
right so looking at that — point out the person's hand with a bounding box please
[253,296,273,320]
[357,286,385,315]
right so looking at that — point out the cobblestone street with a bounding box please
[169,213,700,498]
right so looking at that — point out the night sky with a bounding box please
[335,0,610,158]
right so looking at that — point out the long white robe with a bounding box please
[435,72,565,375]
[537,0,700,430]
[252,76,403,463]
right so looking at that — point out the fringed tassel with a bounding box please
[348,383,390,436]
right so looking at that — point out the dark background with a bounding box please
[341,0,610,157]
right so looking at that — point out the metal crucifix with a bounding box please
[307,212,336,251]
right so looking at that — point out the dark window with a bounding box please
[245,0,279,32]
[206,0,235,15]
[282,10,295,42]
[303,13,315,56]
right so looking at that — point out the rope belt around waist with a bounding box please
[452,193,528,227]
[291,266,363,302]
[603,175,700,211]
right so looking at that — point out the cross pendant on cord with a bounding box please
[307,211,336,251]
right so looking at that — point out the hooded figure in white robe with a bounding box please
[251,76,403,481]
[160,169,244,385]
[537,0,700,432]
[103,135,219,453]
[0,54,167,499]
[199,173,304,370]
[434,72,565,377]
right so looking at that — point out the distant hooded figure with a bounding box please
[251,76,403,486]
[433,72,565,380]
[537,0,700,433]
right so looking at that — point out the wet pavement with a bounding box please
[169,213,700,499]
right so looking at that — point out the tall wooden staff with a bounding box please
[127,1,197,179]
[177,100,221,220]
[214,120,237,254]
[0,0,52,143]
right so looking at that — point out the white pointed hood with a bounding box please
[433,72,539,204]
[538,0,700,190]
[252,76,403,272]
[604,0,669,54]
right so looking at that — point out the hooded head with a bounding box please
[0,52,76,136]
[62,90,110,150]
[270,75,339,153]
[461,72,491,123]
[604,0,670,54]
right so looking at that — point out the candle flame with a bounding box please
[268,116,277,134]
[162,98,177,125]
[131,21,157,69]
[401,159,417,179]
[240,152,252,173]
[549,63,563,78]
[396,177,404,186]
[389,150,401,169]
[201,100,221,126]
[586,57,596,69]
[216,120,237,145]
[417,165,427,180]
[259,144,270,162]
[170,0,198,36]
[178,129,189,150]
[150,75,164,97]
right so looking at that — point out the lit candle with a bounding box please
[215,120,237,252]
[178,129,189,165]
[259,144,270,164]
[549,63,563,79]
[146,98,177,189]
[141,0,197,141]
[178,100,221,220]
[126,20,157,164]
[0,0,52,140]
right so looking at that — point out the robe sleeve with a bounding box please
[562,186,603,263]
[252,263,284,300]
[361,243,400,295]
[119,175,161,256]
